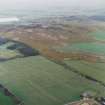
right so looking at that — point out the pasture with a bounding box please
[54,42,105,55]
[64,60,105,84]
[89,31,105,41]
[0,56,104,105]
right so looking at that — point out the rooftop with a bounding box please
[65,99,100,105]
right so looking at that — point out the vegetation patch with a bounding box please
[89,31,105,41]
[0,56,104,105]
[0,37,39,61]
[0,84,22,105]
[54,42,105,55]
[64,60,105,84]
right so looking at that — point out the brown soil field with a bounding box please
[0,21,104,62]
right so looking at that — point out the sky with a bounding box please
[0,0,105,10]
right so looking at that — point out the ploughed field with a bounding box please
[0,19,105,105]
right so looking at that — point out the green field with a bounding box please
[54,31,105,55]
[89,31,105,41]
[54,42,105,55]
[0,91,14,105]
[0,42,22,59]
[0,56,104,105]
[64,60,105,84]
[0,30,105,105]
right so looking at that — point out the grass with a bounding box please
[0,90,14,105]
[54,30,105,55]
[64,60,105,84]
[0,56,104,105]
[0,50,21,58]
[89,31,105,41]
[54,42,105,55]
[0,42,22,59]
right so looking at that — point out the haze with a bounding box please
[0,0,105,10]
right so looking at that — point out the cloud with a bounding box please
[0,0,105,10]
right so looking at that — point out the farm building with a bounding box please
[65,98,100,105]
[65,92,100,105]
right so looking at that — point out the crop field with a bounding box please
[0,41,21,59]
[53,30,105,59]
[0,38,39,61]
[53,29,105,86]
[0,19,105,105]
[64,60,105,84]
[0,91,14,105]
[0,5,105,105]
[56,43,105,55]
[0,56,104,105]
[54,42,105,55]
[89,31,105,41]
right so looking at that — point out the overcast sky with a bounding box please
[0,0,105,10]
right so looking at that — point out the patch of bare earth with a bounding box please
[0,22,103,62]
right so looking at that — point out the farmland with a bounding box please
[54,42,105,55]
[0,56,104,105]
[0,92,14,105]
[90,31,105,41]
[64,60,105,84]
[0,17,104,105]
